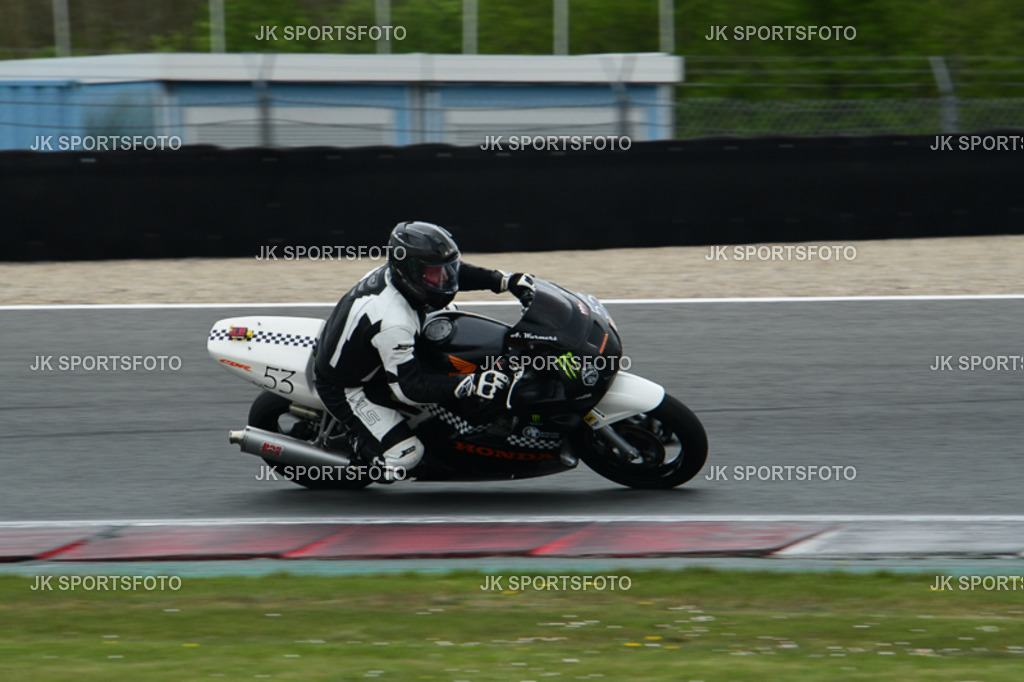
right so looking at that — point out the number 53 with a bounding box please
[263,366,296,394]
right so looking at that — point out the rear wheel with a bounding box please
[577,394,708,489]
[248,392,372,490]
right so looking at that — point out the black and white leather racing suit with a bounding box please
[313,262,508,472]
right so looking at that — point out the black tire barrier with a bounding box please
[2,133,1022,262]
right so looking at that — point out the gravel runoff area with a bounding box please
[2,235,1022,306]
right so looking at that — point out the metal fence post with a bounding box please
[210,0,226,53]
[463,0,478,55]
[929,55,959,134]
[256,54,274,147]
[376,0,392,54]
[554,0,569,55]
[659,0,674,54]
[52,0,71,57]
[606,55,637,138]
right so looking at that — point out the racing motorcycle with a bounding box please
[207,278,708,489]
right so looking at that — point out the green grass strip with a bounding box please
[1,568,1023,680]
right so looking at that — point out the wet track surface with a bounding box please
[2,300,1022,521]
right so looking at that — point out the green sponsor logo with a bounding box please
[556,352,579,379]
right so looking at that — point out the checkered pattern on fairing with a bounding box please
[209,328,318,349]
[427,404,487,435]
[507,433,562,451]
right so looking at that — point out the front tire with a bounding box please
[576,394,708,489]
[248,392,372,490]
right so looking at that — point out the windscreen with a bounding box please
[510,281,592,349]
[518,282,574,330]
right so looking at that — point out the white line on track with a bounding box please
[2,515,1024,528]
[2,294,1024,311]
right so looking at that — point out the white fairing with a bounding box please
[585,371,666,429]
[207,316,326,409]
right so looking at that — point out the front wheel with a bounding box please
[248,392,372,490]
[576,394,708,489]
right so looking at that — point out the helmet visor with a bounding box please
[415,260,460,294]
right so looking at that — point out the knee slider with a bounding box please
[382,436,424,470]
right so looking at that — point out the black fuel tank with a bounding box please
[417,311,509,375]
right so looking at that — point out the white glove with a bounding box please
[455,369,510,400]
[499,271,535,298]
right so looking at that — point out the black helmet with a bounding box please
[388,221,461,310]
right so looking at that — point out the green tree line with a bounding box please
[3,0,1023,58]
[3,1,1024,100]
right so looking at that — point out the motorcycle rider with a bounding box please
[314,220,536,480]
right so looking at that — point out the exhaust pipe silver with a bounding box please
[229,426,352,470]
[288,404,322,421]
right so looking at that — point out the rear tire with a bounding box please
[248,392,372,490]
[577,394,708,489]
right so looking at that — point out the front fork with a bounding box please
[596,425,643,462]
[585,371,666,463]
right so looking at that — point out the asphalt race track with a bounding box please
[2,299,1022,521]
